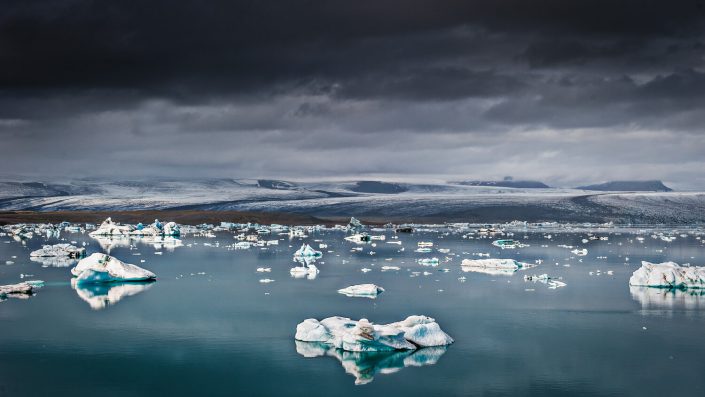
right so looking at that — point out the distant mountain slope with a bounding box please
[454,180,550,189]
[577,180,672,192]
[350,181,408,194]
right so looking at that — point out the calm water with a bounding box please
[1,227,704,396]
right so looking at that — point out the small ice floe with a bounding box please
[345,234,371,244]
[415,248,432,253]
[571,248,588,256]
[418,257,439,266]
[71,253,156,284]
[256,267,272,273]
[361,268,372,273]
[295,315,453,353]
[370,235,386,241]
[629,261,705,289]
[381,266,401,271]
[417,241,433,248]
[386,241,402,245]
[259,278,275,283]
[438,248,450,254]
[0,282,37,300]
[524,274,566,289]
[30,243,86,259]
[294,244,323,258]
[460,258,534,275]
[492,239,528,249]
[337,284,385,298]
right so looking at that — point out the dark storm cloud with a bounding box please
[1,0,705,187]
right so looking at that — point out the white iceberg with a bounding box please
[89,218,134,237]
[71,253,156,285]
[338,284,385,298]
[294,244,322,258]
[461,258,534,273]
[295,315,453,353]
[629,261,705,289]
[30,243,86,259]
[0,282,35,298]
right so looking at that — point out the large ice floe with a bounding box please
[30,243,86,259]
[295,315,453,353]
[71,279,155,310]
[295,341,447,385]
[337,284,385,298]
[460,258,535,275]
[71,253,156,284]
[629,261,705,289]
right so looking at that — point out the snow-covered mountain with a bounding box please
[0,178,703,223]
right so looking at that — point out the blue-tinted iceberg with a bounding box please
[71,253,156,284]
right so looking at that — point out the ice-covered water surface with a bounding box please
[1,225,705,395]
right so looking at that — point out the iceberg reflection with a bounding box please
[630,286,705,310]
[30,256,78,268]
[71,279,155,310]
[295,341,447,385]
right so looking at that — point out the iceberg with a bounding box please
[295,315,453,353]
[293,244,322,258]
[338,284,385,298]
[71,279,154,310]
[344,233,371,243]
[295,341,447,385]
[0,282,35,299]
[30,243,86,259]
[461,258,534,274]
[89,217,133,237]
[629,261,705,289]
[71,253,156,284]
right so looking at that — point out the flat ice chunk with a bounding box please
[295,315,453,352]
[0,282,34,297]
[338,284,385,298]
[461,258,534,273]
[71,253,156,284]
[30,243,86,258]
[629,261,705,289]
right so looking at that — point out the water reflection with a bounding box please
[290,256,319,280]
[30,256,78,268]
[92,236,183,253]
[71,279,155,310]
[295,341,447,385]
[630,286,705,310]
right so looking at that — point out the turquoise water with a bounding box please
[1,227,704,396]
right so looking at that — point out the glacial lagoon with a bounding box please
[1,224,705,395]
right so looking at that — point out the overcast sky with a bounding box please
[2,0,704,189]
